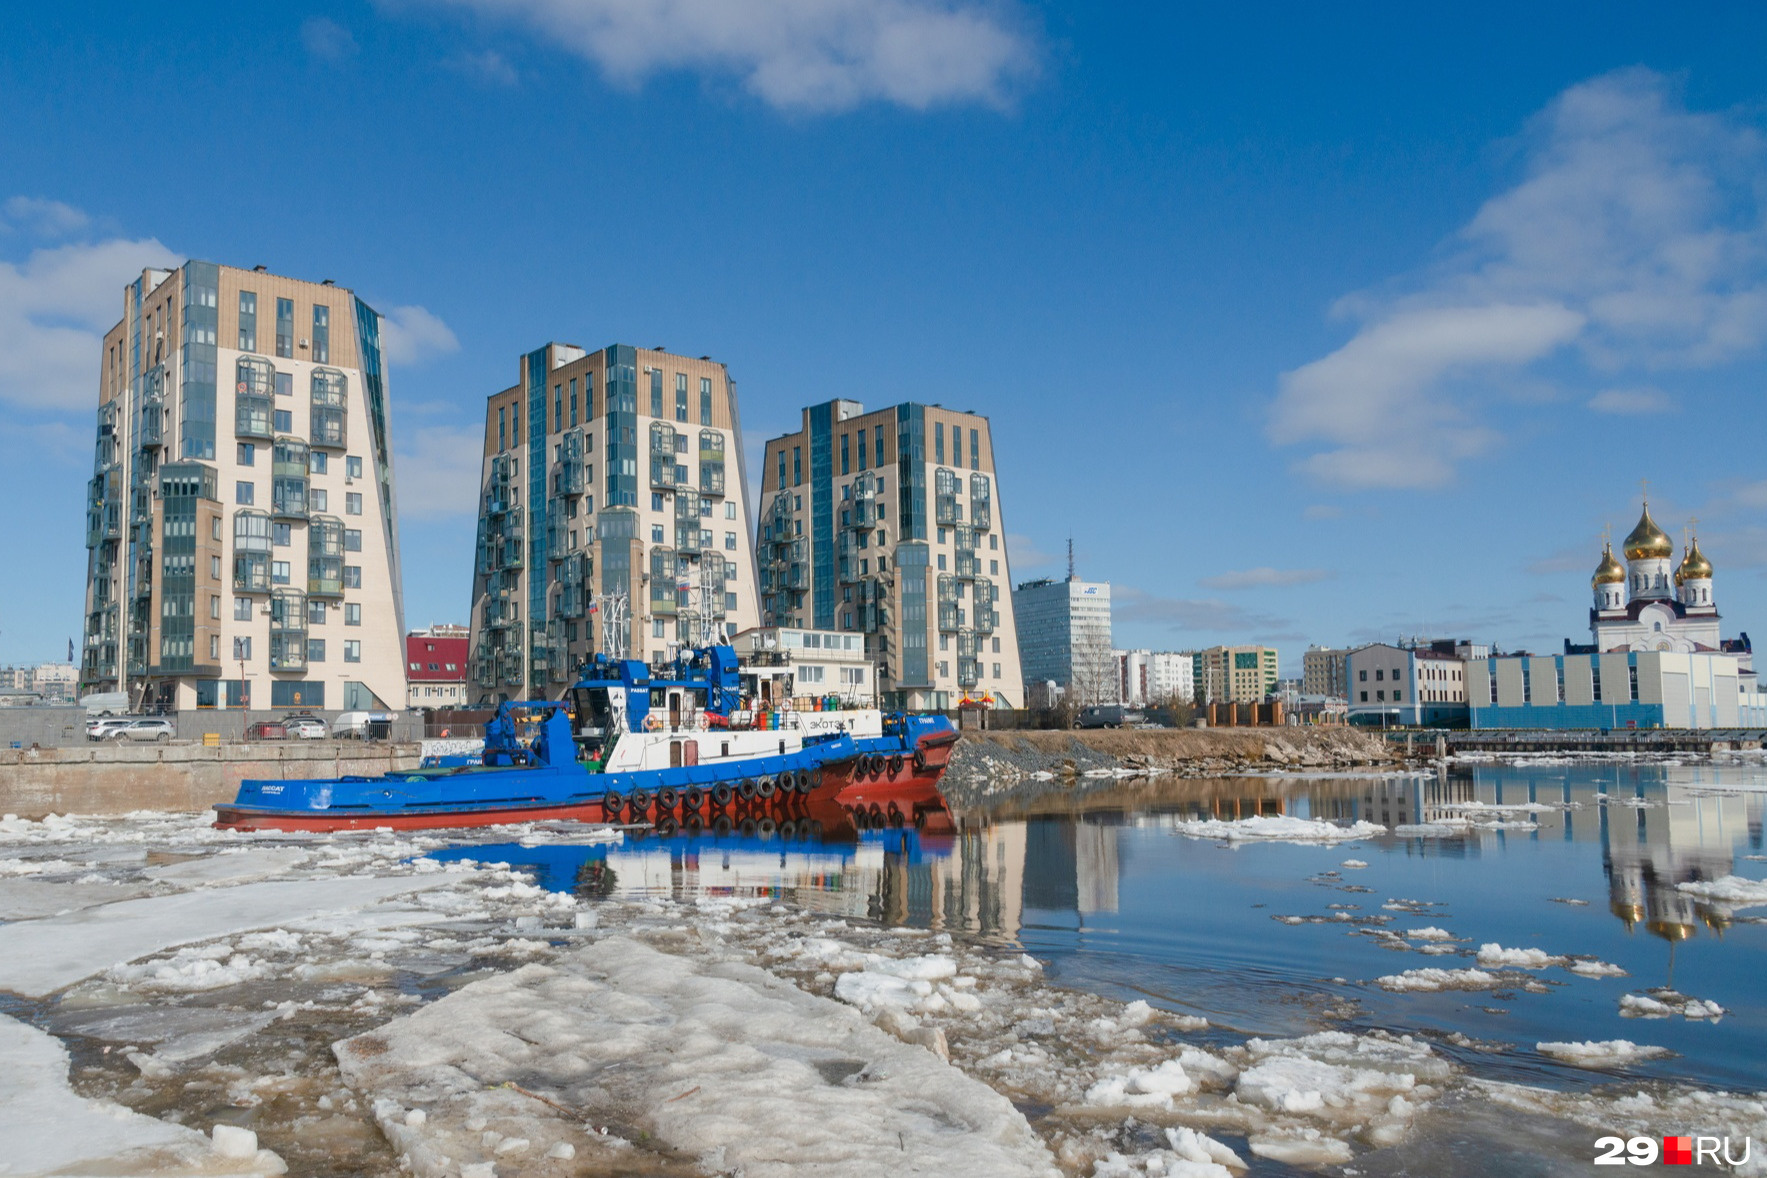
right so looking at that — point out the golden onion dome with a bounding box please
[1592,544,1625,586]
[1676,538,1713,584]
[1623,503,1673,560]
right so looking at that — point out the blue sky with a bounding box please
[2,2,1765,673]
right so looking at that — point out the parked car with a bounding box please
[87,716,133,741]
[282,714,327,740]
[105,718,175,742]
[1074,705,1144,729]
[246,721,287,741]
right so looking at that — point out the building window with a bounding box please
[307,638,325,662]
[209,594,221,619]
[275,371,292,397]
[700,377,712,425]
[1360,691,1368,702]
[1376,690,1385,701]
[238,291,257,352]
[275,298,294,358]
[498,407,506,452]
[793,446,802,486]
[271,560,290,584]
[675,373,688,422]
[238,442,255,466]
[344,529,362,551]
[725,501,735,519]
[653,619,665,638]
[554,384,562,432]
[856,427,868,470]
[308,599,326,625]
[652,524,665,543]
[236,482,255,505]
[1394,690,1402,702]
[273,409,293,433]
[273,523,291,547]
[310,488,328,513]
[210,553,222,578]
[935,422,945,464]
[652,492,665,511]
[649,368,663,417]
[234,597,253,620]
[345,603,361,625]
[312,304,329,363]
[343,640,361,663]
[343,565,361,589]
[347,455,362,480]
[840,433,850,475]
[724,532,736,550]
[310,451,328,474]
[345,492,362,515]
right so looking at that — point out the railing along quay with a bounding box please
[1383,729,1767,755]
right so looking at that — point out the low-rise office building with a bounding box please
[1468,650,1767,729]
[1347,640,1483,727]
[1302,646,1351,699]
[1113,649,1194,706]
[406,627,469,709]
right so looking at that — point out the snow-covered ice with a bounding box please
[333,935,1060,1178]
[1166,816,1386,843]
[1535,1039,1675,1068]
[1676,875,1767,909]
[0,875,450,996]
[0,1013,287,1176]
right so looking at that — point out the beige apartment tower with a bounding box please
[467,343,760,703]
[759,401,1022,710]
[81,262,407,712]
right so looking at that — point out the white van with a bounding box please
[80,692,130,717]
[332,711,395,740]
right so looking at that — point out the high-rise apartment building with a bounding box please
[1193,645,1279,703]
[468,344,759,703]
[1013,577,1113,705]
[81,263,406,712]
[758,401,1021,710]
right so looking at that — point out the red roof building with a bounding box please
[406,630,469,709]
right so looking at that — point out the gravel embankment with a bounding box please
[940,726,1400,807]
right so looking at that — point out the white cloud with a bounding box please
[0,232,180,411]
[1197,567,1334,591]
[1272,68,1767,488]
[302,16,360,62]
[444,48,520,86]
[1302,504,1342,520]
[394,424,485,519]
[2,197,90,238]
[402,0,1036,112]
[379,304,461,366]
[1587,386,1675,414]
[1114,586,1298,639]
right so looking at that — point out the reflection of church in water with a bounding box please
[1603,768,1764,944]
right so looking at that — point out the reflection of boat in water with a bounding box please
[216,645,956,832]
[432,822,1025,936]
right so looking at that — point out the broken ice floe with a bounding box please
[1619,990,1726,1020]
[1166,816,1386,844]
[1535,1039,1675,1068]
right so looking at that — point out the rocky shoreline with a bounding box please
[939,727,1403,807]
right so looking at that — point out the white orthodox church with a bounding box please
[1590,501,1731,658]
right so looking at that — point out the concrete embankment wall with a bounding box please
[0,743,423,820]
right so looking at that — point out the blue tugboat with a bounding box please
[214,645,954,832]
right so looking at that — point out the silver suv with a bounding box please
[104,718,176,742]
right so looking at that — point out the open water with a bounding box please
[429,759,1767,1097]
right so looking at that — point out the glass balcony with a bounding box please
[969,474,992,530]
[937,573,958,604]
[235,358,275,440]
[935,495,960,526]
[310,369,347,449]
[957,658,980,688]
[269,589,308,671]
[938,603,961,632]
[140,395,165,448]
[700,461,725,496]
[308,515,345,597]
[955,551,980,579]
[677,523,703,554]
